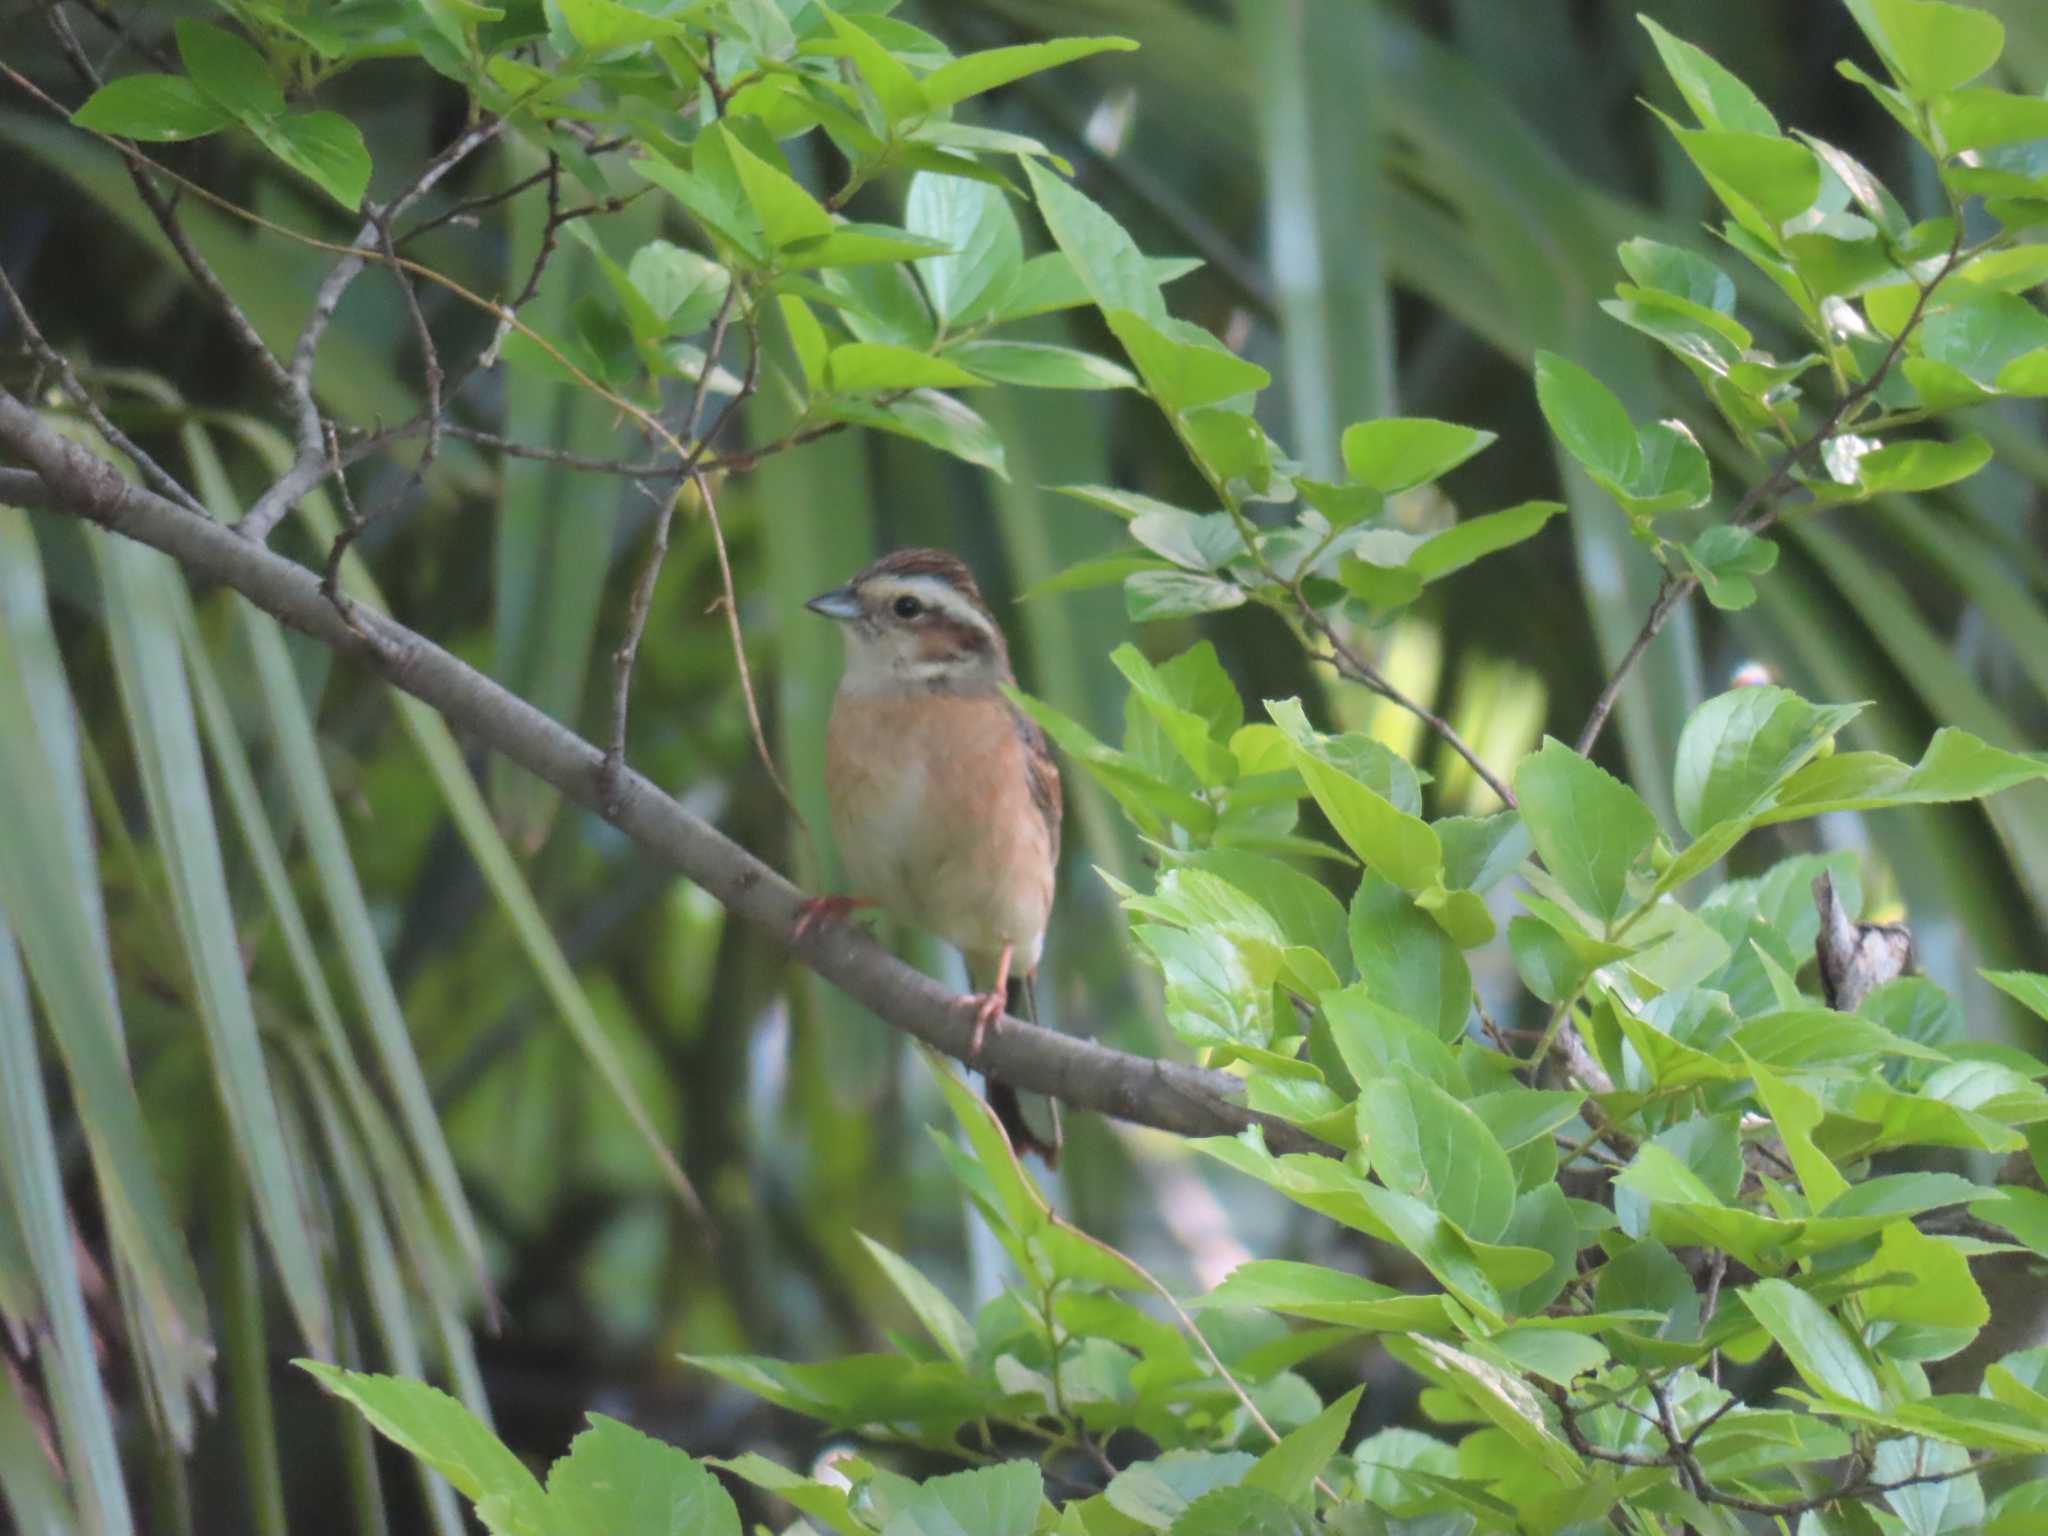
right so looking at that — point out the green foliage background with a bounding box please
[3,0,2048,1532]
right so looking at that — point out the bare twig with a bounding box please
[0,265,212,518]
[1573,231,1970,758]
[1303,634,1516,808]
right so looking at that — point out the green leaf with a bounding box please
[1639,16,1777,134]
[1742,1279,1885,1410]
[1359,1068,1516,1242]
[1757,727,2047,825]
[1534,351,1636,484]
[905,172,1021,327]
[819,4,927,126]
[780,295,827,393]
[1683,525,1779,610]
[994,252,1200,323]
[1195,1260,1451,1333]
[555,0,690,49]
[1349,875,1471,1042]
[1847,0,2005,97]
[1665,122,1822,225]
[244,111,372,209]
[1270,700,1440,894]
[1169,1486,1314,1536]
[1398,1336,1583,1481]
[880,1462,1042,1536]
[1617,238,1738,313]
[1022,159,1169,326]
[300,1362,552,1529]
[1107,1452,1255,1529]
[1673,687,1864,837]
[856,1234,975,1365]
[1243,1385,1362,1503]
[1407,501,1562,583]
[1338,418,1495,495]
[71,74,235,141]
[1513,738,1659,926]
[1933,87,2048,152]
[922,37,1138,112]
[823,389,1007,478]
[948,340,1135,389]
[724,129,832,249]
[1850,435,1992,496]
[825,341,984,393]
[174,21,283,118]
[548,1415,740,1536]
[1124,570,1245,622]
[1985,971,2048,1025]
[1105,310,1270,411]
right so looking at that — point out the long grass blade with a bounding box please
[90,528,333,1358]
[0,501,212,1430]
[0,914,134,1535]
[0,1357,76,1536]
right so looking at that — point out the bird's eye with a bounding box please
[893,594,924,619]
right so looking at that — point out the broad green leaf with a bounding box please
[1169,1486,1313,1536]
[879,1462,1042,1536]
[947,341,1134,389]
[1195,1260,1452,1333]
[1683,525,1778,611]
[1322,987,1465,1095]
[1666,122,1822,225]
[300,1362,551,1529]
[71,74,234,141]
[1108,1452,1255,1529]
[1639,17,1777,135]
[548,1416,740,1536]
[1534,351,1636,484]
[1617,238,1738,313]
[243,111,371,209]
[1846,0,2005,97]
[174,21,284,118]
[1271,700,1439,893]
[714,1454,861,1536]
[823,389,1007,478]
[1124,570,1245,622]
[1243,1385,1362,1503]
[1399,1336,1582,1481]
[1359,1067,1516,1242]
[1850,435,1992,496]
[1934,87,2048,152]
[1339,418,1495,494]
[1742,1279,1884,1409]
[921,37,1138,112]
[723,129,832,249]
[1514,739,1659,926]
[780,294,827,393]
[1756,727,2048,824]
[825,341,984,393]
[1986,971,2048,1024]
[1407,501,1562,583]
[994,252,1200,323]
[1350,876,1471,1041]
[1106,310,1270,411]
[1023,159,1169,326]
[1673,687,1864,837]
[556,0,689,49]
[905,173,1021,328]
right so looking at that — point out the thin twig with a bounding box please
[1302,634,1515,808]
[0,265,212,517]
[1573,230,1970,757]
[601,283,748,809]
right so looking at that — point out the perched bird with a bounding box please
[799,548,1063,1163]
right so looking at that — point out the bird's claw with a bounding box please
[964,989,1005,1059]
[793,893,873,943]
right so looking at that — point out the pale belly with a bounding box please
[826,691,1053,973]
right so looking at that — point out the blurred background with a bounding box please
[3,1,2046,1530]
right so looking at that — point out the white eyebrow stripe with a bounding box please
[872,575,996,637]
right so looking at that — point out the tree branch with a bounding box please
[0,390,1326,1157]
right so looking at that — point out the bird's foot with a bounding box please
[792,893,874,943]
[963,988,1006,1059]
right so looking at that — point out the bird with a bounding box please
[798,548,1063,1164]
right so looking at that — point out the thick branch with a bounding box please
[0,392,1324,1156]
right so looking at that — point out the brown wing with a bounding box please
[1011,703,1063,868]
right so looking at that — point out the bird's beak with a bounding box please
[804,586,862,621]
